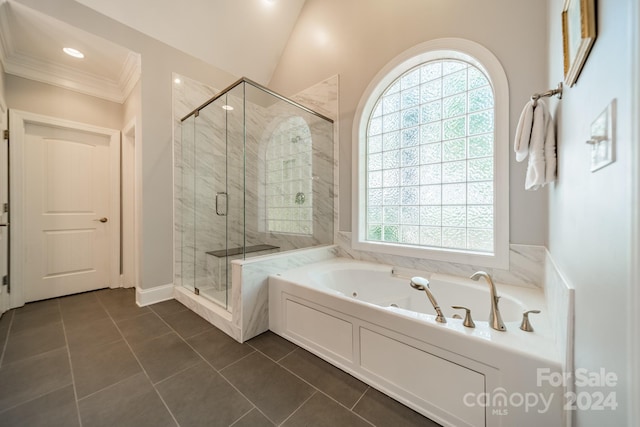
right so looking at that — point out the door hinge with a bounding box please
[2,203,7,213]
[3,130,8,140]
[2,276,7,287]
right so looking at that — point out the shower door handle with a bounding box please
[215,192,228,216]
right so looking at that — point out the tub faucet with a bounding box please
[409,277,446,323]
[470,271,506,331]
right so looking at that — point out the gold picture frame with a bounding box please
[562,0,596,87]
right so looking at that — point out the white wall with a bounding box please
[17,0,238,290]
[547,1,633,425]
[269,0,550,245]
[5,74,123,130]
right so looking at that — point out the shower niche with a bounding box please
[176,77,334,312]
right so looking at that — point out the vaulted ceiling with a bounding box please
[0,0,306,102]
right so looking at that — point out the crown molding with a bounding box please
[0,2,140,104]
[3,51,127,103]
[119,51,141,101]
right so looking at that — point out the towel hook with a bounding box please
[531,82,563,107]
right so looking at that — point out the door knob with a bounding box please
[94,217,108,223]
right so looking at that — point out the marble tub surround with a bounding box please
[231,245,338,342]
[337,231,545,288]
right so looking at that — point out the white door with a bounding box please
[10,110,120,303]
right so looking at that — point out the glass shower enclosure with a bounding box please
[179,78,334,310]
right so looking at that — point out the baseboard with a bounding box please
[135,283,174,307]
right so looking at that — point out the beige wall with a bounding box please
[269,0,550,245]
[5,74,123,130]
[17,0,238,290]
[0,64,6,105]
[547,1,633,425]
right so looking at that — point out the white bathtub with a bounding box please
[269,258,564,427]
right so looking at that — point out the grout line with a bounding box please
[0,310,15,367]
[351,386,370,411]
[227,407,258,427]
[151,359,203,387]
[216,348,257,373]
[0,383,74,416]
[59,299,84,427]
[276,390,317,426]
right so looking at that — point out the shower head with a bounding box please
[409,276,429,291]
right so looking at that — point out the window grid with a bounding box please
[366,59,494,253]
[266,117,313,235]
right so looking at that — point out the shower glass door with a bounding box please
[181,86,245,311]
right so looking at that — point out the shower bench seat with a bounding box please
[205,245,280,290]
[206,244,279,258]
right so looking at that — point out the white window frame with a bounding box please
[352,38,509,269]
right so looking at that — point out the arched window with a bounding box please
[353,39,509,268]
[266,116,313,235]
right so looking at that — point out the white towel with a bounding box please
[514,99,556,190]
[514,100,534,162]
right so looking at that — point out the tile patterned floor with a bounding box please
[0,289,440,427]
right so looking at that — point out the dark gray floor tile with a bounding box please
[117,312,171,345]
[0,348,72,412]
[280,348,368,408]
[59,295,109,325]
[0,385,79,427]
[353,388,440,427]
[221,352,315,424]
[280,348,369,408]
[10,300,61,334]
[282,392,371,427]
[58,291,100,309]
[65,316,121,354]
[98,288,150,321]
[231,409,274,427]
[149,299,188,318]
[130,332,201,383]
[186,328,254,370]
[78,373,176,427]
[161,309,214,339]
[2,321,66,365]
[156,361,252,427]
[248,331,298,361]
[71,339,141,398]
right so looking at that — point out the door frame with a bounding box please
[122,117,141,289]
[9,110,121,307]
[0,96,8,315]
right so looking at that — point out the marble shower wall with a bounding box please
[243,82,335,252]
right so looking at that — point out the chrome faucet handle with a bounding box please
[451,306,475,328]
[520,310,541,332]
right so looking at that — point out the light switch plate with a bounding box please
[589,100,615,172]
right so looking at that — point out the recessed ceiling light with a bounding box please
[264,0,276,4]
[222,105,234,111]
[174,78,181,84]
[63,47,84,59]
